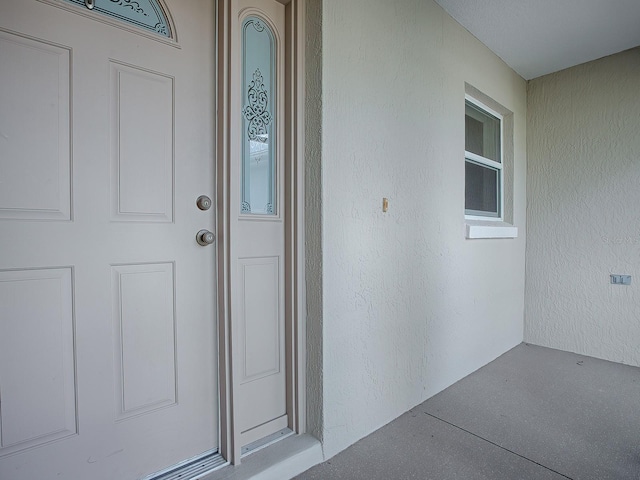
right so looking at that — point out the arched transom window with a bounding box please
[62,0,172,38]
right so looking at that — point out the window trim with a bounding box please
[464,94,504,221]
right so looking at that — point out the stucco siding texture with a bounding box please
[525,48,640,367]
[318,0,527,459]
[305,0,324,444]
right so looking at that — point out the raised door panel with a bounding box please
[110,61,174,223]
[0,31,71,221]
[237,256,286,434]
[239,256,280,382]
[112,263,177,420]
[0,268,77,455]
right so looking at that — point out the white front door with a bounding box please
[0,1,218,479]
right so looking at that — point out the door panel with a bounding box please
[112,263,177,419]
[110,61,175,222]
[0,268,76,455]
[240,257,281,383]
[0,30,71,220]
[230,0,288,448]
[0,1,217,479]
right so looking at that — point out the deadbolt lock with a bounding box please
[196,195,212,211]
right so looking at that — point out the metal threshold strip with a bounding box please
[241,428,294,457]
[144,450,227,480]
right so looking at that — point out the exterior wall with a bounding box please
[525,48,640,367]
[304,0,324,443]
[315,0,527,459]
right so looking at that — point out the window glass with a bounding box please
[63,0,171,37]
[241,17,276,215]
[465,160,499,216]
[465,98,502,218]
[465,101,500,163]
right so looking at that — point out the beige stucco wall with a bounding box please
[307,0,528,459]
[525,48,640,367]
[304,0,324,444]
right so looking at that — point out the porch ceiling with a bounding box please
[434,0,640,79]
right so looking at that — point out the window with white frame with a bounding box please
[465,97,503,219]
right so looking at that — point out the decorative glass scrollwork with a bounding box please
[63,0,171,38]
[241,17,276,215]
[243,69,273,143]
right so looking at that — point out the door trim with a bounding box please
[216,0,306,464]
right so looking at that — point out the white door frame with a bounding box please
[215,0,306,464]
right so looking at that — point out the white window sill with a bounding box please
[465,220,518,239]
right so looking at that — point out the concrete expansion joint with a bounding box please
[423,413,575,480]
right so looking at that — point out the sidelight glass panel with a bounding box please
[241,16,276,215]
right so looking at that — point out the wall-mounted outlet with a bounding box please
[610,274,632,285]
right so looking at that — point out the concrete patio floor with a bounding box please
[295,343,640,480]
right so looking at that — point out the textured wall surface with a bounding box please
[317,0,527,459]
[526,48,640,367]
[304,0,324,443]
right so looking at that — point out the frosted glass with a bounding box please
[63,0,171,37]
[241,17,276,215]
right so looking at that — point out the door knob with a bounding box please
[196,230,215,246]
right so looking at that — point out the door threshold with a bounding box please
[143,450,228,480]
[201,434,322,480]
[241,428,294,457]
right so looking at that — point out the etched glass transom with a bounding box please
[241,17,276,215]
[63,0,171,37]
